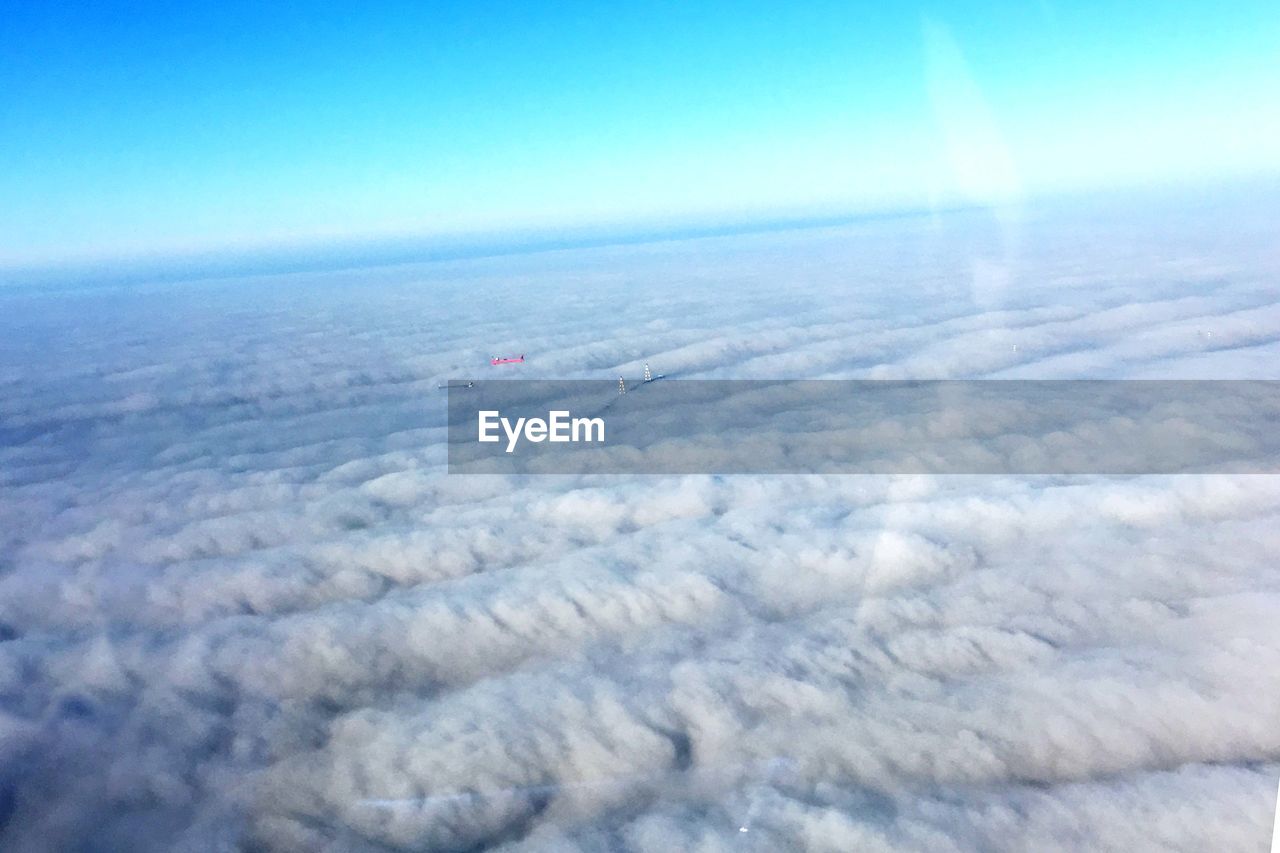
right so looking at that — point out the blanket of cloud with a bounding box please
[2,188,1280,852]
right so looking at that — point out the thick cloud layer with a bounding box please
[2,192,1279,851]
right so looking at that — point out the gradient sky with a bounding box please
[1,0,1278,268]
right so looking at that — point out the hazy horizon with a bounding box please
[5,177,1277,294]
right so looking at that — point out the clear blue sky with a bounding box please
[2,0,1278,268]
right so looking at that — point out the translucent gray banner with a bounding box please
[446,380,1280,474]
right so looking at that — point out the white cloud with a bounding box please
[0,190,1278,850]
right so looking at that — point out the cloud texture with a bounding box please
[2,191,1279,851]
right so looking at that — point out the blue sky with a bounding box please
[1,0,1278,268]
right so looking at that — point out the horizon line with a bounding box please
[0,202,974,293]
[4,173,1275,293]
